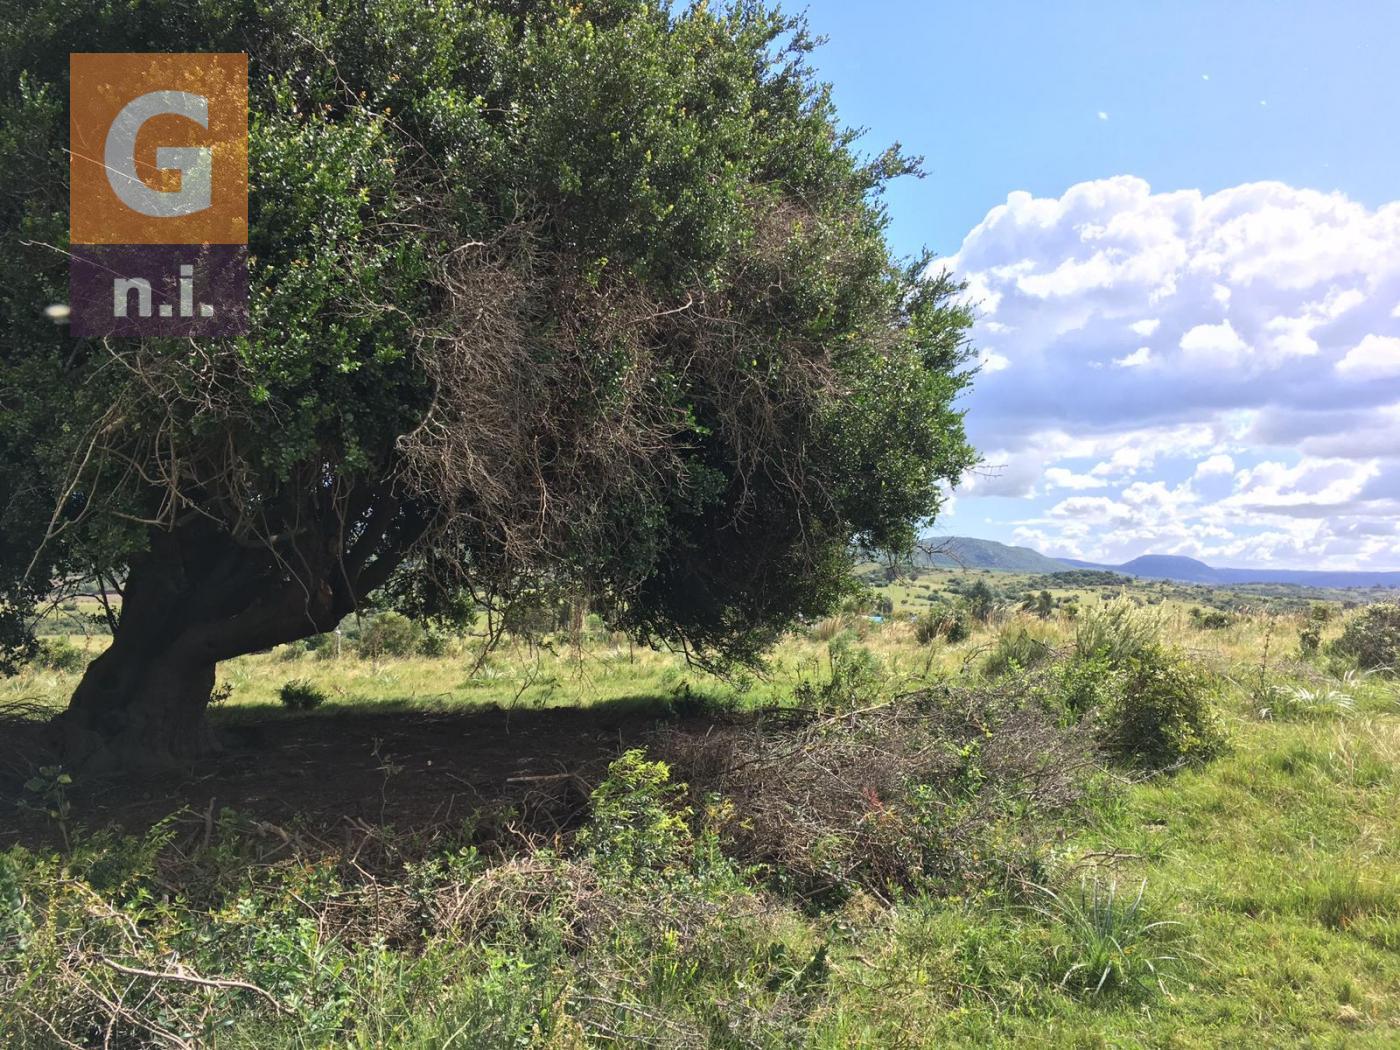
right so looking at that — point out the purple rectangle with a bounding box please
[70,244,248,338]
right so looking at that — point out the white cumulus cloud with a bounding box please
[939,176,1400,568]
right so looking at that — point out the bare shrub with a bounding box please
[654,682,1095,903]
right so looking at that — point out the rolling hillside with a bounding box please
[921,538,1400,589]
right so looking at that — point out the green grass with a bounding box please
[3,581,1400,1047]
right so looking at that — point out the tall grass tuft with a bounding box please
[1032,878,1184,996]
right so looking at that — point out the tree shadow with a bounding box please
[1,694,701,848]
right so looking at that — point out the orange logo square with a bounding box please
[70,53,247,246]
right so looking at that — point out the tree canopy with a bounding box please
[0,0,976,765]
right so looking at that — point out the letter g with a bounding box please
[104,90,212,218]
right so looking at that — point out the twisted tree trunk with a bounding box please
[57,503,418,770]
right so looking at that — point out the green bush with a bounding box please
[278,679,328,711]
[915,603,972,644]
[1098,649,1226,768]
[984,622,1055,677]
[964,580,996,623]
[1189,607,1233,630]
[579,750,692,876]
[1054,653,1115,719]
[356,612,422,660]
[31,638,86,673]
[1298,621,1322,658]
[417,628,451,658]
[1075,596,1162,667]
[794,640,885,713]
[1330,602,1400,671]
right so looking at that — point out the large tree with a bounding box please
[0,0,977,768]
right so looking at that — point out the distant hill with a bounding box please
[920,538,1400,589]
[916,537,1077,574]
[1117,555,1219,583]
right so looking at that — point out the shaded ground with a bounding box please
[0,697,689,849]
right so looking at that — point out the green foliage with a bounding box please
[18,766,73,850]
[983,621,1055,677]
[1330,602,1400,671]
[1189,607,1233,630]
[1074,596,1162,667]
[579,750,692,876]
[1054,653,1116,719]
[356,613,422,661]
[1098,650,1227,768]
[964,580,996,624]
[914,603,971,645]
[416,628,451,659]
[279,679,327,711]
[943,608,973,643]
[794,639,886,713]
[0,0,978,691]
[29,639,85,673]
[1024,589,1055,619]
[1262,683,1356,720]
[0,852,29,961]
[1299,620,1322,658]
[913,610,942,645]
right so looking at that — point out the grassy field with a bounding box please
[2,574,1398,1047]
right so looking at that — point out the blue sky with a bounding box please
[799,1,1400,569]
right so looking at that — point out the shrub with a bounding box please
[1098,649,1226,768]
[417,629,451,658]
[914,605,969,645]
[579,750,692,876]
[911,602,972,644]
[1189,607,1233,630]
[279,679,327,711]
[1330,603,1400,671]
[1023,590,1054,619]
[912,611,941,645]
[964,580,995,623]
[1055,653,1116,719]
[1074,596,1162,668]
[984,621,1056,677]
[944,606,972,643]
[356,612,422,660]
[1299,621,1322,658]
[794,640,885,713]
[31,639,86,673]
[303,632,334,653]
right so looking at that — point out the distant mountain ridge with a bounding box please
[916,537,1076,574]
[922,537,1400,589]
